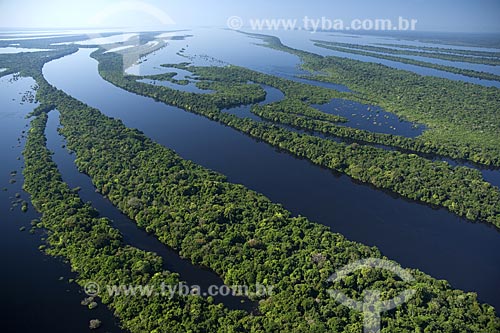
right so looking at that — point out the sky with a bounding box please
[0,0,499,33]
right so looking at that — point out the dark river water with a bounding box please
[0,75,123,332]
[312,98,425,137]
[41,48,500,315]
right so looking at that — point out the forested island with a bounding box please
[93,46,500,227]
[1,30,499,332]
[313,41,500,66]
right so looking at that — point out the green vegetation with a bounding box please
[20,201,28,212]
[314,41,500,66]
[136,72,190,85]
[30,71,500,333]
[376,43,500,59]
[313,40,500,81]
[253,98,347,123]
[0,47,78,81]
[251,99,493,166]
[4,35,500,332]
[23,110,245,332]
[250,33,500,167]
[93,49,500,226]
[89,319,101,330]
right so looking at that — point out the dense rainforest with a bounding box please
[93,49,500,227]
[24,112,243,332]
[1,35,499,332]
[31,69,500,333]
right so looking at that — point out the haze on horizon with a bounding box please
[0,0,499,34]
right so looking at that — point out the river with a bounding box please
[42,48,500,313]
[0,74,123,332]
